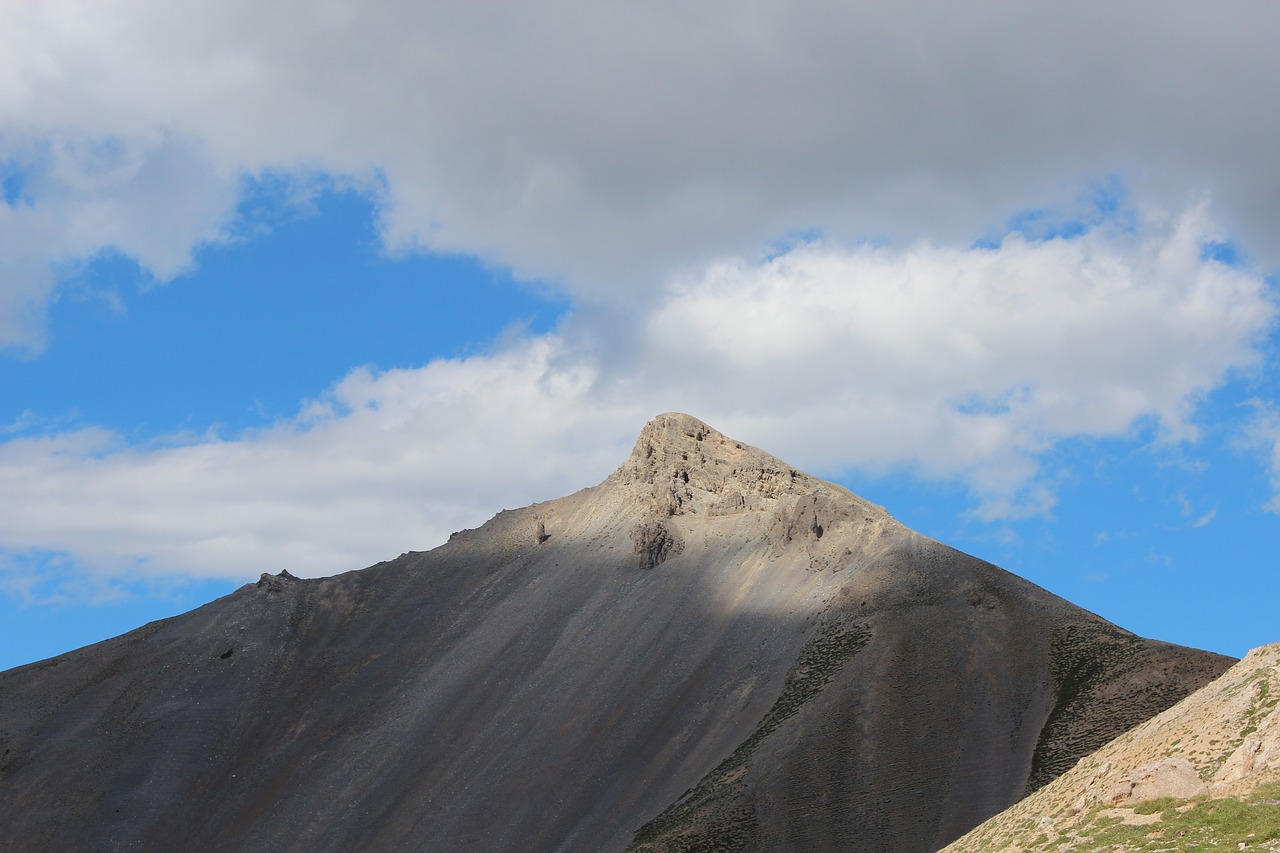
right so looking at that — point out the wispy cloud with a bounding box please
[1176,491,1219,528]
[1243,400,1280,514]
[1192,508,1218,528]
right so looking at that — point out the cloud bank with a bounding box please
[3,2,1280,346]
[2,2,1279,585]
[0,206,1270,579]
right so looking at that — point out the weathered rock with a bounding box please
[254,568,299,593]
[632,520,682,569]
[1110,758,1208,804]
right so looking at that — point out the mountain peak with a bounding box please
[610,412,861,517]
[625,412,740,472]
[628,412,728,461]
[0,413,1237,853]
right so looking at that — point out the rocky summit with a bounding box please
[0,414,1233,852]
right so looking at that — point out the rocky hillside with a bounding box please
[0,414,1233,852]
[942,642,1280,852]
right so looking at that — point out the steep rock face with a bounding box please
[0,414,1232,853]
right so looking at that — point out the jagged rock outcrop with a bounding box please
[0,414,1232,853]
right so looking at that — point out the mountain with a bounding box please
[941,641,1280,852]
[0,414,1233,852]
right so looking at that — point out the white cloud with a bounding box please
[1244,401,1280,515]
[0,128,238,350]
[0,208,1271,579]
[3,1,1280,345]
[1,2,1278,583]
[0,340,642,579]
[633,206,1273,501]
[0,201,59,350]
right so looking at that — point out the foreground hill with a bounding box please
[942,641,1280,852]
[0,414,1232,852]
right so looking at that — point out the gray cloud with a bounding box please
[2,1,1280,344]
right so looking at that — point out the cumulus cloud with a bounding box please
[0,129,239,349]
[626,205,1274,511]
[0,207,1271,579]
[2,2,1278,583]
[0,340,641,578]
[3,1,1280,345]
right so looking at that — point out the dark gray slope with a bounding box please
[0,414,1232,852]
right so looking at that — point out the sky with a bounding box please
[1,2,1278,671]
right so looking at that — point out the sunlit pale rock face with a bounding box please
[0,414,1233,853]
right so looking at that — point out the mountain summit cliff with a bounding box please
[0,414,1232,852]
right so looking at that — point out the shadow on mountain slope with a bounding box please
[0,414,1232,853]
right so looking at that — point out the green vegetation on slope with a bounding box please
[1024,782,1280,851]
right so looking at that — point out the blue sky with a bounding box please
[2,3,1279,670]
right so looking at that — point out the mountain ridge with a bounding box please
[0,413,1233,852]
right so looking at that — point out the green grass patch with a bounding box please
[1067,794,1280,851]
[1131,797,1177,815]
[1179,796,1280,841]
[1084,821,1155,848]
[1250,779,1280,803]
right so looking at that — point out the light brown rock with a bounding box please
[1116,758,1208,803]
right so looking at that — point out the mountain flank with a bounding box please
[942,641,1280,851]
[0,414,1232,852]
